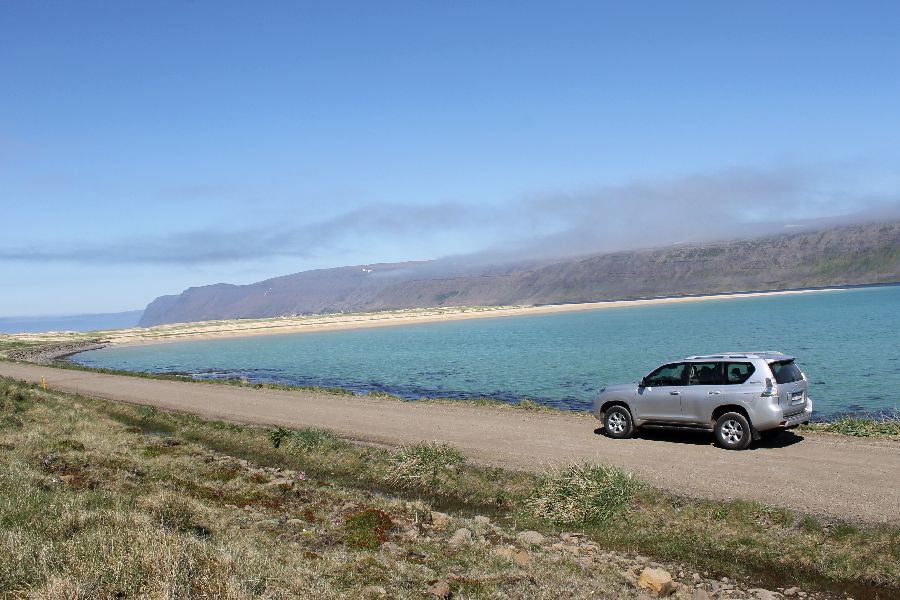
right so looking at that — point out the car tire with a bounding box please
[603,406,634,439]
[714,412,752,450]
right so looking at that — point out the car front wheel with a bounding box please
[714,412,752,450]
[603,406,634,439]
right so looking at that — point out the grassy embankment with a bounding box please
[1,377,898,598]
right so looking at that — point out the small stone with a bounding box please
[430,511,450,530]
[513,550,532,567]
[493,547,515,560]
[562,544,580,554]
[750,589,779,600]
[692,573,702,583]
[380,541,405,557]
[637,567,676,597]
[692,590,711,600]
[473,515,490,525]
[402,527,419,541]
[448,528,472,547]
[361,585,387,598]
[784,589,800,597]
[425,579,451,598]
[516,530,545,545]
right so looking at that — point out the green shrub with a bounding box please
[267,427,290,448]
[527,463,640,525]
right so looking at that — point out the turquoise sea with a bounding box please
[74,285,900,420]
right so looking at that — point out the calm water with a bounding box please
[74,286,900,420]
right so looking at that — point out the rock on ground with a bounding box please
[516,530,545,545]
[448,528,472,547]
[430,511,450,530]
[426,579,451,598]
[637,567,675,597]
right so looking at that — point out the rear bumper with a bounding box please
[782,403,813,428]
[753,399,813,432]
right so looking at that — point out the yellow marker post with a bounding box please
[40,376,47,390]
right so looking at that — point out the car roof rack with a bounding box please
[684,351,788,361]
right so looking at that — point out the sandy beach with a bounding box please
[0,287,846,351]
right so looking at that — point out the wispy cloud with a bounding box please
[3,165,898,266]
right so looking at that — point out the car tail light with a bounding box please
[761,377,778,397]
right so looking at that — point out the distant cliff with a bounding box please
[139,221,900,326]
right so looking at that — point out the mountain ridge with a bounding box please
[139,221,900,326]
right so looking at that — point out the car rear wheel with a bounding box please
[714,412,752,450]
[603,406,633,439]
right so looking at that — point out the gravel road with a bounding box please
[3,361,898,525]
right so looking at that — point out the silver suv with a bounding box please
[592,351,813,450]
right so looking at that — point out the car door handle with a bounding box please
[708,391,722,395]
[669,391,680,395]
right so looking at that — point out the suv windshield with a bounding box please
[770,360,803,384]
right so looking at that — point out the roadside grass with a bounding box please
[526,463,641,525]
[1,376,898,595]
[801,413,900,440]
[385,442,465,491]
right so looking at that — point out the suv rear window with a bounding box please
[725,362,755,385]
[770,360,803,384]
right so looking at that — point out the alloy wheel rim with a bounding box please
[721,420,744,444]
[608,412,626,434]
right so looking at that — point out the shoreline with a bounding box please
[76,286,851,349]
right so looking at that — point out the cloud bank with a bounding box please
[4,165,899,266]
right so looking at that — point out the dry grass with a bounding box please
[526,463,641,525]
[801,412,900,440]
[1,377,898,597]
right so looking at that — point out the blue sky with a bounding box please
[2,1,900,316]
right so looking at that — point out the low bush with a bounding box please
[385,442,464,490]
[527,463,640,525]
[267,426,291,448]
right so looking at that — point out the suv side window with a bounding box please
[645,363,686,387]
[725,362,755,384]
[687,362,723,385]
[770,360,803,384]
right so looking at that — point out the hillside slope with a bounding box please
[140,221,900,326]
